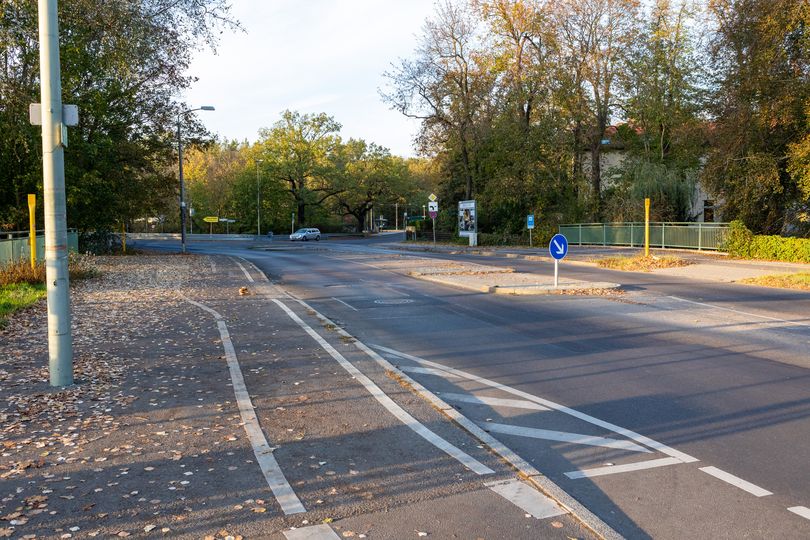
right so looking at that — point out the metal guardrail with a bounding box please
[0,229,79,265]
[559,222,730,251]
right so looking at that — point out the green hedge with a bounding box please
[723,221,810,263]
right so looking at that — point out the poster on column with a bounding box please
[458,200,477,238]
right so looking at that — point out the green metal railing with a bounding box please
[559,222,730,251]
[0,229,79,265]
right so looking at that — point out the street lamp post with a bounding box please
[177,105,214,253]
[256,159,264,236]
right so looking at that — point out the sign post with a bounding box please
[644,197,650,257]
[203,216,218,236]
[549,233,568,288]
[28,194,36,268]
[428,196,438,245]
[527,214,535,247]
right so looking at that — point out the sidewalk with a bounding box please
[382,242,810,283]
[0,255,600,539]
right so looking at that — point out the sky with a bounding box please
[184,0,437,157]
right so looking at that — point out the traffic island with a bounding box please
[408,267,620,295]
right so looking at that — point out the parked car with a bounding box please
[289,228,321,241]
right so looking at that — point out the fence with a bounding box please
[559,222,730,251]
[0,230,79,265]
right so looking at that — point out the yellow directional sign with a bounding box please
[203,216,218,223]
[428,193,437,202]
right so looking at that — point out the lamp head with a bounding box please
[200,106,215,111]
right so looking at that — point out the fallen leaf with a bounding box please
[550,521,564,528]
[144,525,156,533]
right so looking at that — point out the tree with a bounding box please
[0,0,239,234]
[702,0,809,233]
[256,111,343,228]
[333,141,412,231]
[383,0,494,199]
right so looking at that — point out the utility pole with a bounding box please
[395,202,398,230]
[177,115,186,252]
[38,0,73,386]
[256,159,264,236]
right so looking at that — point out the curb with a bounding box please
[409,272,620,296]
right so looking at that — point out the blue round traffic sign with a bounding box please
[549,233,568,260]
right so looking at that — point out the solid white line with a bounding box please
[788,506,810,520]
[565,457,683,479]
[331,296,359,311]
[481,422,651,453]
[286,296,623,540]
[699,466,773,497]
[271,298,494,476]
[399,365,462,379]
[230,257,255,283]
[668,295,810,328]
[372,345,698,464]
[184,297,305,515]
[440,393,550,411]
[283,524,340,540]
[486,479,566,520]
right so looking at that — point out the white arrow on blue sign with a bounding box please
[527,214,534,229]
[549,233,568,260]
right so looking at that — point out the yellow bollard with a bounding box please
[644,197,650,258]
[28,194,36,268]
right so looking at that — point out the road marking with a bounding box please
[271,298,494,476]
[481,422,651,453]
[283,524,340,540]
[184,297,305,515]
[788,506,810,520]
[699,466,773,497]
[486,479,567,519]
[668,295,810,329]
[400,365,462,379]
[440,393,550,411]
[230,257,255,283]
[282,295,622,540]
[330,296,359,311]
[372,345,698,464]
[565,457,683,479]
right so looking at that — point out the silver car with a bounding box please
[289,228,321,241]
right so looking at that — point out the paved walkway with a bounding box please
[0,255,600,540]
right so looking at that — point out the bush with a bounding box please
[723,220,810,263]
[0,253,99,286]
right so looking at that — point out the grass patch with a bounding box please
[595,255,692,272]
[0,282,46,325]
[740,273,810,290]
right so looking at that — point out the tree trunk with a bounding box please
[590,139,602,219]
[297,200,306,227]
[460,138,473,200]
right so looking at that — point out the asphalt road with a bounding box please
[135,235,810,538]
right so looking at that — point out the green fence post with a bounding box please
[698,222,702,251]
[662,222,666,249]
[578,223,582,246]
[603,224,606,246]
[630,223,634,247]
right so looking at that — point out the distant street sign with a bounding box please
[549,233,568,260]
[428,193,438,202]
[203,216,218,223]
[428,201,438,219]
[527,214,535,230]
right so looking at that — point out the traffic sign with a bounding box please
[527,214,535,229]
[428,201,438,219]
[203,216,218,223]
[428,193,438,202]
[549,233,568,260]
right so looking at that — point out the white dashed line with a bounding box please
[399,365,462,379]
[230,257,255,282]
[440,392,550,411]
[668,295,810,329]
[283,524,340,540]
[788,506,810,520]
[699,466,773,497]
[184,296,305,515]
[565,457,683,479]
[481,422,651,453]
[330,296,359,311]
[486,479,567,520]
[372,344,698,464]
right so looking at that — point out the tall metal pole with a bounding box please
[256,159,263,236]
[177,114,187,253]
[395,202,398,230]
[38,0,73,387]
